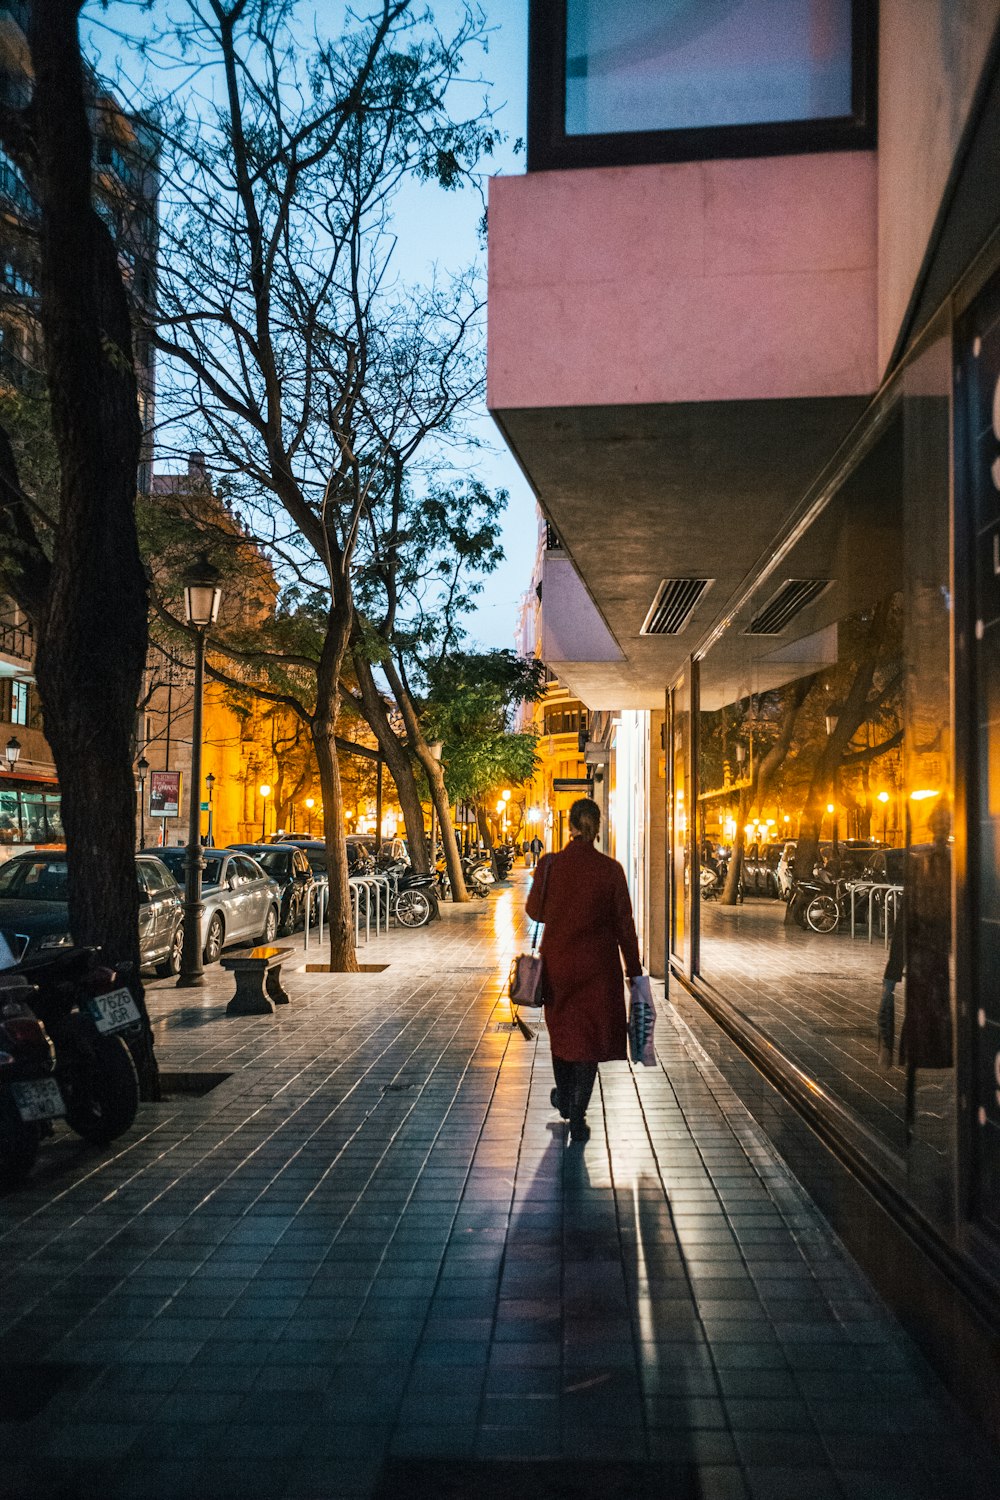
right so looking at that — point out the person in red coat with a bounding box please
[525,797,642,1143]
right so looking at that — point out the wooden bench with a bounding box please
[222,945,293,1016]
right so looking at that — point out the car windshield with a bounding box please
[0,857,69,902]
[156,849,222,886]
[250,850,286,876]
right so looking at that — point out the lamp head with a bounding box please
[182,552,223,629]
[4,735,21,770]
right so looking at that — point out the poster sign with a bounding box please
[149,771,181,819]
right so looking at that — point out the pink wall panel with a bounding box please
[487,153,878,410]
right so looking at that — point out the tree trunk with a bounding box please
[22,6,156,1093]
[383,656,469,901]
[475,802,493,850]
[720,789,750,905]
[314,615,358,972]
[351,645,429,873]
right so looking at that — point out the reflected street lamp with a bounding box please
[305,796,314,837]
[259,783,271,840]
[178,553,222,988]
[877,788,890,845]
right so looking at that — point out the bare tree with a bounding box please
[143,0,496,966]
[0,2,157,1093]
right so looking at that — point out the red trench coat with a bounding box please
[525,838,642,1063]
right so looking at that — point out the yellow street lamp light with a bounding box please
[305,796,315,836]
[259,783,271,840]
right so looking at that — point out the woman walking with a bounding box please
[525,797,642,1143]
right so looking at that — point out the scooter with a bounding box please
[17,948,141,1146]
[0,974,63,1186]
[382,861,440,928]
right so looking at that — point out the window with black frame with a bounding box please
[529,0,876,171]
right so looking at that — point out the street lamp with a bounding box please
[259,783,271,840]
[205,771,215,847]
[305,796,314,837]
[137,754,149,850]
[4,735,21,772]
[178,553,222,988]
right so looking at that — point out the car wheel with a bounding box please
[260,906,278,945]
[204,913,225,964]
[155,922,184,979]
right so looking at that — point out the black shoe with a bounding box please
[551,1086,569,1120]
[569,1112,590,1144]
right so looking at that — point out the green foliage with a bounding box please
[421,649,544,803]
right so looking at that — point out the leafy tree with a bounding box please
[142,0,497,967]
[422,649,544,849]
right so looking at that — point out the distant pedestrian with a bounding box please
[528,834,543,868]
[525,798,641,1143]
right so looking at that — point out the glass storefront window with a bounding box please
[684,311,956,1235]
[565,0,854,137]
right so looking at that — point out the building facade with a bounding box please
[493,0,1000,1441]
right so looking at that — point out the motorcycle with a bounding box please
[0,974,63,1186]
[17,948,141,1145]
[789,866,859,934]
[382,862,440,928]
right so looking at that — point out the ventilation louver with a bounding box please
[746,578,830,636]
[640,578,712,636]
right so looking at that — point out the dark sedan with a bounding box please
[228,843,315,933]
[0,851,185,976]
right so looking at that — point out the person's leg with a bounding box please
[551,1055,573,1118]
[569,1062,598,1142]
[877,981,895,1069]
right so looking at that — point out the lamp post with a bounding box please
[259,783,271,841]
[4,735,21,774]
[205,771,215,847]
[305,796,314,837]
[178,554,222,989]
[427,740,443,862]
[137,754,149,850]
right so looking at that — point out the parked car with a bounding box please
[148,847,280,962]
[228,843,315,933]
[0,851,185,977]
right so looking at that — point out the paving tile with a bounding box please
[0,882,995,1500]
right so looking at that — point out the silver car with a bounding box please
[144,846,280,963]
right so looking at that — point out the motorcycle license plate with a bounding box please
[86,987,141,1034]
[11,1077,65,1122]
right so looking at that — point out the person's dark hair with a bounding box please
[569,797,600,842]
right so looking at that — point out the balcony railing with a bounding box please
[0,617,32,661]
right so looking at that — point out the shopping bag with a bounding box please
[628,974,656,1066]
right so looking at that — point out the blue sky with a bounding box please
[88,0,538,651]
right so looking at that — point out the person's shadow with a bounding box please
[373,1083,707,1499]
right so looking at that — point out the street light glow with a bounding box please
[260,783,271,798]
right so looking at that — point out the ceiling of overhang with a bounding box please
[495,395,873,709]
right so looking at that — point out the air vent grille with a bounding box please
[746,578,830,636]
[641,578,712,636]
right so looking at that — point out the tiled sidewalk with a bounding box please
[0,878,997,1499]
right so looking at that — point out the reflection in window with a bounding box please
[565,0,854,138]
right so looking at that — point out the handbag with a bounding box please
[628,974,656,1066]
[508,857,550,1011]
